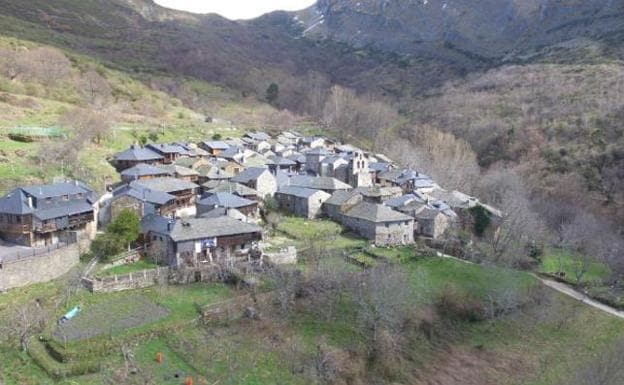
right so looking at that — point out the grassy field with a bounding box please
[1,245,623,385]
[96,259,160,277]
[539,248,612,284]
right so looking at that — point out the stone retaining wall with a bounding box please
[0,241,86,291]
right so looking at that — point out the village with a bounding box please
[0,129,502,292]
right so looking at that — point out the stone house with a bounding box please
[304,147,331,174]
[410,207,450,239]
[0,181,98,247]
[267,156,297,173]
[353,186,403,203]
[120,163,170,183]
[130,177,199,216]
[199,140,230,156]
[231,167,277,199]
[197,192,258,218]
[339,201,414,246]
[109,184,177,222]
[301,137,325,150]
[288,175,352,194]
[146,143,190,164]
[141,215,262,267]
[274,186,331,219]
[201,181,258,201]
[323,190,363,222]
[159,164,200,183]
[197,165,233,185]
[113,145,164,171]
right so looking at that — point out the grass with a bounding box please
[539,248,611,285]
[96,259,159,277]
[276,216,343,239]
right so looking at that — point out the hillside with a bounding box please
[300,0,624,61]
[0,34,303,194]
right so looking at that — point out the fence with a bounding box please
[1,241,75,264]
[81,261,263,293]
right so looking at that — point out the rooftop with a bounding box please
[131,177,198,193]
[169,216,262,242]
[114,145,163,162]
[344,201,413,223]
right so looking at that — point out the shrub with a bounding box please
[435,285,485,322]
[89,232,124,261]
[108,209,140,248]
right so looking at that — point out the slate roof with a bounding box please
[267,156,296,167]
[198,207,244,219]
[287,154,306,164]
[131,178,198,193]
[324,190,360,206]
[217,146,244,160]
[34,201,94,221]
[245,132,271,141]
[231,167,270,184]
[353,186,403,198]
[146,143,190,155]
[22,181,93,199]
[384,194,419,208]
[205,167,234,180]
[168,216,262,242]
[159,164,200,177]
[413,206,443,220]
[0,190,32,215]
[113,184,175,205]
[121,163,170,178]
[343,201,413,223]
[141,214,173,235]
[202,140,230,150]
[203,181,257,197]
[114,146,163,162]
[198,192,256,209]
[368,162,392,173]
[276,186,329,199]
[0,181,96,219]
[288,176,352,191]
[243,154,269,168]
[174,157,200,169]
[305,147,331,156]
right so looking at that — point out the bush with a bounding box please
[435,286,485,322]
[89,232,124,261]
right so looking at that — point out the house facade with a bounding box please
[231,167,277,199]
[275,186,331,219]
[142,215,262,267]
[0,181,97,247]
[339,201,414,246]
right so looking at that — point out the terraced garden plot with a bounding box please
[53,295,169,342]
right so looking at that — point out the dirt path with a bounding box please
[536,276,624,320]
[434,251,624,320]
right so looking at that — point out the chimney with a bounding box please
[27,196,33,209]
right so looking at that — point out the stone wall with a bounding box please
[264,246,297,265]
[82,267,170,293]
[0,242,83,291]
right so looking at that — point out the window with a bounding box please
[62,195,69,201]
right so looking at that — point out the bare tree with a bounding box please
[0,300,49,351]
[79,68,112,107]
[14,47,72,86]
[269,266,303,316]
[384,126,481,193]
[353,265,416,357]
[572,338,624,385]
[477,167,547,265]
